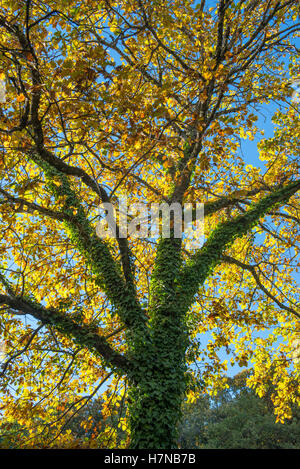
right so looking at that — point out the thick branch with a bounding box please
[0,14,136,300]
[0,187,67,221]
[0,292,131,374]
[203,187,264,217]
[177,180,300,310]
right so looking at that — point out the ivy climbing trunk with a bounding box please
[128,313,188,449]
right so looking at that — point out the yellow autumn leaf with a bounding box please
[16,93,25,103]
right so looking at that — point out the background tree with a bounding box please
[178,371,300,449]
[0,0,299,449]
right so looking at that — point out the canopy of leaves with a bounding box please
[0,0,299,448]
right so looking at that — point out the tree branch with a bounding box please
[0,292,131,374]
[177,180,300,310]
[221,254,300,319]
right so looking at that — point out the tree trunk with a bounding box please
[128,315,188,449]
